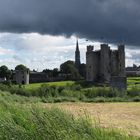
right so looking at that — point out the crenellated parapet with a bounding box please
[86,43,126,89]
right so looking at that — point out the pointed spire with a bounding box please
[75,38,81,68]
[76,38,79,52]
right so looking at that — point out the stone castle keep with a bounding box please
[86,44,126,86]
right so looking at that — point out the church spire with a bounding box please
[75,39,81,68]
[76,39,79,52]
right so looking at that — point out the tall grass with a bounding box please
[0,82,140,103]
[0,91,138,140]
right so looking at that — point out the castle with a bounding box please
[86,44,126,89]
[14,41,126,89]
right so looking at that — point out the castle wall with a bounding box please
[86,44,126,89]
[110,76,127,90]
[118,45,126,76]
[92,51,100,82]
[86,45,99,82]
[86,50,94,81]
[30,72,48,83]
[100,44,111,82]
[111,50,119,76]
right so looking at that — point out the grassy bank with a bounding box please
[25,81,75,91]
[0,91,138,140]
[24,77,140,90]
[0,81,140,103]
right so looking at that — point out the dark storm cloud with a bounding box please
[0,0,140,47]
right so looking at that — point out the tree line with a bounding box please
[0,61,86,81]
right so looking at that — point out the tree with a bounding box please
[43,68,59,78]
[43,69,53,77]
[15,64,28,71]
[0,65,12,80]
[52,68,59,77]
[79,64,86,78]
[60,60,81,80]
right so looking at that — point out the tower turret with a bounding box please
[75,39,81,68]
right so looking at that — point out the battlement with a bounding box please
[86,43,126,88]
[87,45,94,52]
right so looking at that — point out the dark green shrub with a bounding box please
[94,97,106,103]
[70,84,82,91]
[10,87,30,97]
[132,96,140,102]
[128,87,140,97]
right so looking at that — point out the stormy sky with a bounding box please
[0,0,140,70]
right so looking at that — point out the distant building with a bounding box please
[86,44,126,89]
[15,69,30,84]
[126,65,140,76]
[75,39,81,68]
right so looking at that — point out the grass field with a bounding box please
[127,77,140,88]
[24,77,140,91]
[0,78,140,139]
[0,91,138,140]
[44,102,140,137]
[25,81,75,90]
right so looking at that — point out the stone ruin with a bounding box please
[15,69,30,85]
[86,44,126,90]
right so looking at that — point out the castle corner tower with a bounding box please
[75,39,81,68]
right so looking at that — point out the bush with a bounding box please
[128,87,140,97]
[132,96,140,102]
[84,87,127,99]
[0,82,139,103]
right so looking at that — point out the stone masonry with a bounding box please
[15,69,30,84]
[86,44,126,88]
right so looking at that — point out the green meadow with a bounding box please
[25,81,75,90]
[0,77,140,139]
[0,91,139,140]
[127,77,140,88]
[24,77,140,91]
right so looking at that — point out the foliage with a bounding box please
[60,60,81,80]
[0,65,12,80]
[25,81,75,91]
[15,64,28,71]
[0,80,140,103]
[43,68,59,77]
[79,63,86,78]
[0,77,140,103]
[128,87,140,97]
[0,92,138,140]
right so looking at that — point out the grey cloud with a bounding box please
[13,54,27,63]
[0,0,140,47]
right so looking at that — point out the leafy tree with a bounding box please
[43,68,59,77]
[15,64,28,71]
[52,68,59,77]
[60,60,81,80]
[43,69,53,77]
[0,65,12,80]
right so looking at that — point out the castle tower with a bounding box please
[75,39,81,68]
[100,44,111,82]
[118,44,126,76]
[15,69,29,85]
